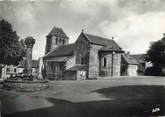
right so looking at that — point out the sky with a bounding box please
[0,0,165,59]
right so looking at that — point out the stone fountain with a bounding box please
[3,37,49,91]
[24,36,35,77]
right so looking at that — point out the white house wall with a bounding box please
[127,65,138,76]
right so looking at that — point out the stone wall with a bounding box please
[75,33,90,65]
[88,44,103,79]
[3,79,49,91]
[75,33,90,77]
[113,54,121,76]
[45,35,69,54]
[63,71,77,80]
[51,36,59,52]
[45,36,52,54]
[99,52,121,77]
[46,61,65,80]
[99,52,112,77]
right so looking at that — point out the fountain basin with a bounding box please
[3,79,49,92]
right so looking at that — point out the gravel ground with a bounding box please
[0,76,164,116]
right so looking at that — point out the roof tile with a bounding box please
[122,53,139,65]
[44,44,74,58]
[84,33,122,52]
[48,26,69,39]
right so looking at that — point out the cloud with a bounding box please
[0,0,165,58]
[99,11,165,54]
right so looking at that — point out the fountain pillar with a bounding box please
[3,36,49,91]
[24,37,35,76]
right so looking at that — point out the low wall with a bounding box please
[3,79,49,91]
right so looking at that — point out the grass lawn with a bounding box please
[1,76,165,117]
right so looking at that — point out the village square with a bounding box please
[0,0,165,117]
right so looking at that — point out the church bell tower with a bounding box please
[45,26,69,54]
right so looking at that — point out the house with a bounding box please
[131,54,152,75]
[0,59,39,79]
[121,53,139,76]
[43,27,139,80]
[0,65,18,79]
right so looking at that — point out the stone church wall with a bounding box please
[75,34,90,77]
[99,52,112,77]
[75,34,90,64]
[99,52,121,77]
[88,44,103,79]
[51,36,59,51]
[113,54,121,76]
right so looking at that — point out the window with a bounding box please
[103,57,107,67]
[14,68,17,72]
[59,64,62,72]
[59,38,62,43]
[56,38,58,44]
[81,57,84,65]
[63,40,65,45]
[6,68,10,72]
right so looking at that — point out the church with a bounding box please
[43,27,139,80]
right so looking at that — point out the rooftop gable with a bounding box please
[47,26,69,39]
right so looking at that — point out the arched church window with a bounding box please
[63,40,65,45]
[56,38,58,44]
[59,38,62,43]
[103,57,107,67]
[60,64,62,72]
[81,56,84,65]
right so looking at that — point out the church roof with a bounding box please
[83,33,122,52]
[47,26,69,39]
[122,53,139,65]
[44,44,74,58]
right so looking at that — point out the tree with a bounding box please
[146,35,165,76]
[0,19,25,66]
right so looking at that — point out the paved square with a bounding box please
[1,76,164,116]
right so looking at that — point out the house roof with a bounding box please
[46,56,72,62]
[66,65,87,71]
[83,33,122,52]
[131,54,147,63]
[122,54,139,65]
[18,60,39,68]
[47,26,69,39]
[44,43,74,58]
